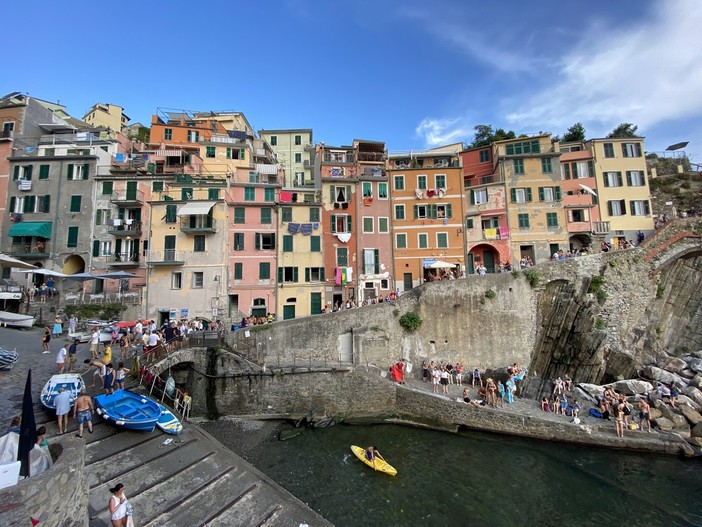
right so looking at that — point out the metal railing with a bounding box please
[111,189,145,203]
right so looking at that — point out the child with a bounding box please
[115,362,129,390]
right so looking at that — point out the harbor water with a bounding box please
[206,421,702,527]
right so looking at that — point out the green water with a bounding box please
[242,424,702,527]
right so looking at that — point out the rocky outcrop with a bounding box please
[684,386,702,407]
[641,365,686,386]
[654,400,688,429]
[656,355,688,374]
[680,404,702,425]
[612,379,653,395]
[654,416,674,431]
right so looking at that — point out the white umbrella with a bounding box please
[29,269,68,277]
[0,254,38,270]
[429,260,456,269]
[578,184,597,197]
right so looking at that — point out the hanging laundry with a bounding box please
[415,189,423,199]
[113,219,122,226]
[437,188,446,198]
[426,189,436,198]
[288,223,300,234]
[363,197,374,206]
[341,267,347,285]
[336,268,343,285]
[484,228,498,239]
[115,153,125,162]
[300,223,313,235]
[346,266,353,282]
[336,232,352,243]
[498,226,510,239]
[279,191,293,202]
[312,222,319,230]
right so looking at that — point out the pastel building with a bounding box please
[82,103,130,133]
[387,144,464,290]
[259,129,314,189]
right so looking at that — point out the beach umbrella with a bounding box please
[17,369,37,477]
[578,184,597,197]
[429,260,456,269]
[29,269,68,278]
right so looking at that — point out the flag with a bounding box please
[18,369,37,477]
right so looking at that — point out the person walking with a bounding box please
[73,388,94,438]
[55,346,67,374]
[108,483,131,527]
[54,388,71,435]
[90,327,100,359]
[41,326,51,354]
[68,314,78,335]
[68,339,79,372]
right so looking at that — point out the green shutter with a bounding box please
[644,200,650,215]
[39,165,49,179]
[82,163,89,180]
[470,190,475,204]
[346,216,352,232]
[293,267,299,282]
[278,267,283,282]
[26,166,33,179]
[555,186,562,200]
[311,236,320,252]
[23,196,35,213]
[9,196,15,211]
[67,226,79,247]
[320,267,325,281]
[255,233,261,250]
[330,215,336,233]
[587,160,594,177]
[95,210,102,225]
[563,164,570,179]
[526,188,532,202]
[413,205,419,219]
[626,171,632,186]
[510,188,516,202]
[239,149,245,160]
[430,204,437,219]
[43,195,50,213]
[92,240,100,257]
[305,268,310,282]
[446,204,452,218]
[374,249,380,274]
[70,195,81,212]
[67,164,74,179]
[13,166,19,180]
[538,187,544,201]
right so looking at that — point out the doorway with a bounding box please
[403,273,413,292]
[283,305,296,320]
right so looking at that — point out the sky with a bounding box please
[4,0,702,162]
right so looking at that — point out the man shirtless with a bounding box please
[73,388,94,437]
[638,398,652,433]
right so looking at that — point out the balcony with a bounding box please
[303,160,312,169]
[465,174,504,188]
[107,221,142,237]
[9,240,51,259]
[357,152,386,163]
[180,216,216,234]
[110,189,144,205]
[146,249,185,266]
[567,221,593,234]
[1,130,14,139]
[593,221,610,234]
[323,153,354,165]
[109,253,140,268]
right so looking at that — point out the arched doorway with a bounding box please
[569,234,592,252]
[469,244,499,273]
[62,255,85,275]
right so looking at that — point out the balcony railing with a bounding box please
[357,152,386,163]
[323,154,354,164]
[10,240,51,258]
[200,134,242,145]
[593,221,610,234]
[107,221,142,236]
[110,189,145,205]
[180,216,216,233]
[110,253,140,266]
[145,249,185,266]
[464,174,504,188]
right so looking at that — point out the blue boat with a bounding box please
[157,404,183,435]
[40,373,84,411]
[94,389,162,432]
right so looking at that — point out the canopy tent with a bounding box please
[64,272,99,281]
[8,222,52,239]
[176,202,216,216]
[429,260,457,269]
[95,271,139,279]
[0,254,38,270]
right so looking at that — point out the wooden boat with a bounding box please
[0,311,36,329]
[95,389,162,432]
[40,374,84,411]
[350,445,397,476]
[0,348,18,371]
[156,405,183,435]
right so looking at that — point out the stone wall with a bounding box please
[0,439,88,527]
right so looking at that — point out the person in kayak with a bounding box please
[366,446,385,462]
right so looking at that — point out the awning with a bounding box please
[8,222,52,239]
[176,202,215,216]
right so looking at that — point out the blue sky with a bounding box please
[4,0,702,161]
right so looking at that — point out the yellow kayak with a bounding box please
[350,445,397,476]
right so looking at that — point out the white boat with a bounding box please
[40,373,84,411]
[0,311,36,329]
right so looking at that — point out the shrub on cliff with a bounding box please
[523,269,541,288]
[399,312,422,331]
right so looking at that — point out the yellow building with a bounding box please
[145,179,228,325]
[195,112,256,179]
[590,137,654,245]
[498,135,568,264]
[82,103,129,132]
[259,129,314,188]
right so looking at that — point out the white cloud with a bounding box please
[506,0,702,134]
[415,117,469,146]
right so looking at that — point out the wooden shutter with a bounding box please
[626,171,632,186]
[92,240,100,257]
[620,200,626,215]
[255,233,261,250]
[554,186,562,200]
[446,204,452,218]
[563,164,570,179]
[644,200,650,215]
[603,173,610,187]
[67,164,74,180]
[346,216,352,232]
[470,190,475,204]
[278,267,283,282]
[43,195,50,213]
[13,166,19,180]
[430,204,437,219]
[9,196,15,212]
[39,165,49,179]
[293,267,299,282]
[510,188,516,202]
[587,160,594,177]
[26,166,33,179]
[330,215,336,233]
[607,201,613,215]
[526,188,533,202]
[320,267,325,281]
[413,205,419,219]
[82,163,90,180]
[374,249,380,274]
[538,187,544,201]
[616,172,623,187]
[305,268,310,282]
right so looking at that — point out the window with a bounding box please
[187,130,199,143]
[3,121,14,133]
[208,188,220,200]
[563,161,595,179]
[233,233,244,251]
[226,148,245,160]
[165,204,177,223]
[363,217,374,233]
[255,233,276,250]
[270,136,277,146]
[43,148,55,157]
[378,217,389,233]
[505,140,540,155]
[13,165,32,180]
[603,171,623,187]
[233,263,242,280]
[310,235,321,252]
[470,189,488,205]
[67,226,79,248]
[363,249,380,275]
[418,233,428,249]
[569,209,588,222]
[336,247,348,266]
[396,233,407,249]
[511,188,532,203]
[626,171,646,186]
[362,182,372,197]
[281,207,292,222]
[414,204,429,219]
[630,200,651,216]
[479,149,490,163]
[264,188,275,202]
[394,175,405,190]
[546,212,559,228]
[603,142,615,158]
[622,142,642,158]
[309,207,320,222]
[152,181,164,192]
[36,195,50,213]
[435,174,446,188]
[260,207,272,224]
[395,204,405,220]
[206,146,216,158]
[538,186,561,202]
[279,267,299,283]
[435,204,451,218]
[294,135,301,145]
[259,262,271,279]
[541,158,552,173]
[164,128,173,141]
[67,163,89,181]
[244,187,255,201]
[171,272,182,289]
[95,209,110,225]
[181,188,193,200]
[102,182,113,195]
[70,195,82,212]
[330,214,352,233]
[518,214,530,228]
[283,235,293,252]
[233,207,245,223]
[39,165,49,179]
[330,185,351,204]
[378,182,388,199]
[436,232,448,248]
[417,175,427,190]
[294,153,302,163]
[513,159,524,175]
[305,267,325,282]
[100,241,112,256]
[192,272,204,288]
[193,235,206,252]
[607,200,626,216]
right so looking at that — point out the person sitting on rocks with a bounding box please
[540,397,550,412]
[553,377,564,396]
[563,374,573,392]
[463,388,482,408]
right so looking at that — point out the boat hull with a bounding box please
[350,445,397,476]
[40,374,84,411]
[0,311,36,329]
[94,389,161,432]
[156,405,183,435]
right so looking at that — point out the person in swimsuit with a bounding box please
[365,446,385,462]
[614,401,625,438]
[73,388,94,437]
[463,388,482,407]
[103,363,115,395]
[41,326,51,353]
[638,398,651,432]
[115,362,128,390]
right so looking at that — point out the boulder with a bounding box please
[654,416,674,431]
[691,374,702,391]
[683,357,702,373]
[683,386,702,407]
[679,368,697,379]
[577,383,604,399]
[692,422,702,438]
[656,356,688,374]
[686,436,702,448]
[612,379,653,395]
[649,407,662,420]
[653,400,689,429]
[679,404,702,426]
[677,394,701,411]
[641,365,686,387]
[573,387,597,404]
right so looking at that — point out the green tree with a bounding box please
[607,122,639,138]
[469,125,517,148]
[561,122,586,142]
